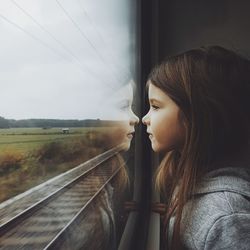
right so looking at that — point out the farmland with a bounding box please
[0,127,107,155]
[0,127,120,203]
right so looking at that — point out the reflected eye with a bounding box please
[119,100,130,111]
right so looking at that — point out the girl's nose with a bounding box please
[142,113,150,125]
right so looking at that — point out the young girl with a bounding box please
[142,46,250,249]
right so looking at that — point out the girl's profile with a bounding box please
[143,46,250,249]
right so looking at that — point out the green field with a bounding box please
[0,127,116,203]
[0,127,109,156]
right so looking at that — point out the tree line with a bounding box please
[0,116,119,128]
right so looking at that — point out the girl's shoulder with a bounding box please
[180,167,250,249]
[192,166,250,209]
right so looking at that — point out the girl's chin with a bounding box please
[151,143,159,152]
[152,147,160,152]
[151,142,164,153]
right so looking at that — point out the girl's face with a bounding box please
[142,83,185,153]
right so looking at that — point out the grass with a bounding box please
[0,127,119,203]
[0,127,110,155]
[0,127,108,135]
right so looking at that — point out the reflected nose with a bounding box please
[129,110,139,126]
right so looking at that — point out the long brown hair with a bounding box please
[148,46,250,249]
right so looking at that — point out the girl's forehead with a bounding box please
[148,83,167,99]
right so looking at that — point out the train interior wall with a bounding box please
[141,1,250,249]
[157,0,250,59]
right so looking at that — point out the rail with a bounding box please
[0,144,126,249]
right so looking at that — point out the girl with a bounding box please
[142,46,250,249]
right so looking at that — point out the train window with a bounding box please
[0,0,139,249]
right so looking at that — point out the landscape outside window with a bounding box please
[0,0,138,203]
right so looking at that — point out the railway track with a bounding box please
[0,145,126,249]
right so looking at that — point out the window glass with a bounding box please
[0,0,138,249]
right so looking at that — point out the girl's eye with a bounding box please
[151,105,159,110]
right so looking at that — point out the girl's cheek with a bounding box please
[150,113,156,122]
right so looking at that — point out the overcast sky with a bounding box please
[0,0,137,120]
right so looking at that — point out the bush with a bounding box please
[85,130,116,150]
[36,139,88,164]
[0,151,24,175]
[36,141,63,163]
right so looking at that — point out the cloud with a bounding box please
[0,0,136,120]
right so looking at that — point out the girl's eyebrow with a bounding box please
[149,98,162,104]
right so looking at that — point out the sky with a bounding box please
[0,0,137,120]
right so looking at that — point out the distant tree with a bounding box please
[0,116,9,128]
[3,117,119,128]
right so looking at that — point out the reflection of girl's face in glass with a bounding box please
[100,83,139,150]
[117,84,139,150]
